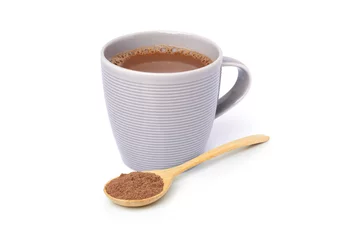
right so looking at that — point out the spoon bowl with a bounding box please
[104,134,270,207]
[103,169,174,207]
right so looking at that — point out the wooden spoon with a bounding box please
[104,134,269,207]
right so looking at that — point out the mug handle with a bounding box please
[215,56,251,118]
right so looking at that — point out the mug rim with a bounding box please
[101,30,223,77]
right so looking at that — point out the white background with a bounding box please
[1,0,344,239]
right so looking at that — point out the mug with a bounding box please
[101,31,250,171]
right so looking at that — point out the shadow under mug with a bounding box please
[101,31,250,171]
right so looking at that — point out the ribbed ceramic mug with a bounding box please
[101,31,250,171]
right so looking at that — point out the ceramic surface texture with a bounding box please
[101,31,250,170]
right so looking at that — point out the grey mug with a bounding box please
[101,31,250,171]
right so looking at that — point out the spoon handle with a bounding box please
[168,134,269,177]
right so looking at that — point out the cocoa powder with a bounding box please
[105,172,164,200]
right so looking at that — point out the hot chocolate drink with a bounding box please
[110,45,213,73]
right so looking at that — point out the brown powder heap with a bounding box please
[105,172,164,200]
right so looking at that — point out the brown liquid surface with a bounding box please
[110,45,213,73]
